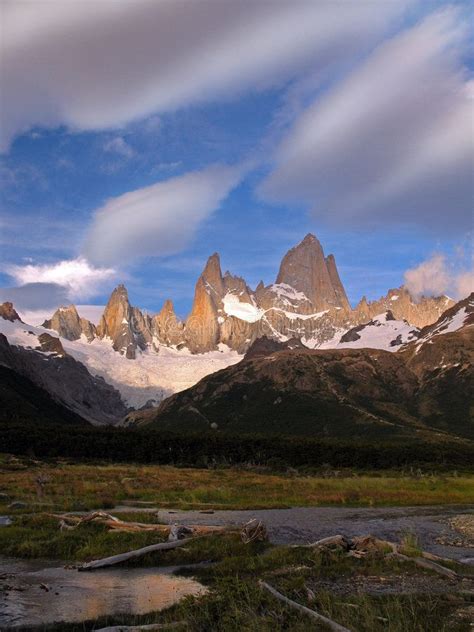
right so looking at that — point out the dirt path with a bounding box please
[143,504,474,562]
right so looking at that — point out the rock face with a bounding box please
[40,234,458,357]
[131,296,473,440]
[36,332,67,356]
[276,234,347,310]
[354,287,453,329]
[185,254,223,353]
[43,305,96,342]
[0,302,21,322]
[399,293,474,439]
[96,285,146,358]
[153,300,184,347]
[0,332,127,425]
[0,360,86,426]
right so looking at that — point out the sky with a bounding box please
[1,0,473,320]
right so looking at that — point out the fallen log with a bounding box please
[259,581,354,632]
[94,623,186,631]
[49,512,234,536]
[291,535,350,550]
[391,552,459,580]
[78,524,245,571]
[78,537,198,571]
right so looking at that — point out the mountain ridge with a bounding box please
[40,234,454,357]
[128,293,473,440]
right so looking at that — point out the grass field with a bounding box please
[3,532,472,632]
[1,454,473,631]
[1,455,474,515]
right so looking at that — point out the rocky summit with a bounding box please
[42,234,455,358]
[43,304,96,342]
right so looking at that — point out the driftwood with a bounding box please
[50,512,233,537]
[241,519,267,544]
[259,581,353,632]
[78,521,259,571]
[293,535,351,550]
[292,533,471,580]
[168,525,195,541]
[79,537,198,571]
[50,512,169,533]
[94,623,186,631]
[392,552,460,580]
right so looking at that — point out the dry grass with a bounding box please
[1,457,473,513]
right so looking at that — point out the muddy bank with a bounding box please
[0,557,206,629]
[150,504,474,561]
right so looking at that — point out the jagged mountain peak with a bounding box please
[200,252,224,296]
[110,283,130,300]
[276,233,347,311]
[42,303,96,342]
[301,232,319,245]
[159,298,176,315]
[59,303,79,313]
[0,301,22,322]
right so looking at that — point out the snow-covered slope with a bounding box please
[2,295,471,412]
[0,317,242,408]
[317,312,419,351]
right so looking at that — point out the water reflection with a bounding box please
[0,557,206,628]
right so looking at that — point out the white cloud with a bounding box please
[1,0,409,150]
[455,272,474,299]
[404,253,473,300]
[6,257,116,301]
[83,164,244,266]
[103,136,135,159]
[260,8,473,234]
[404,254,451,298]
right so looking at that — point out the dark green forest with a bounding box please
[2,420,473,471]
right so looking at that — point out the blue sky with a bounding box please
[1,0,472,319]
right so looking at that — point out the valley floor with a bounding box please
[1,456,473,631]
[1,456,474,512]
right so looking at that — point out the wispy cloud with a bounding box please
[103,136,135,159]
[1,0,409,150]
[260,8,473,235]
[83,163,245,266]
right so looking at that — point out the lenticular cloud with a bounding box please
[83,164,243,267]
[260,8,474,234]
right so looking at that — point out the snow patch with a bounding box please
[270,283,308,303]
[223,293,264,323]
[0,317,242,409]
[318,315,419,352]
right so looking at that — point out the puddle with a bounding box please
[0,556,206,628]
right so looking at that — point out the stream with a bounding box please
[1,504,472,628]
[0,556,206,629]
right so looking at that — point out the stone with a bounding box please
[0,302,21,322]
[43,305,96,342]
[276,233,345,311]
[152,300,184,346]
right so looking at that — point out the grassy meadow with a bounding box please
[1,455,474,516]
[1,454,474,631]
[3,531,472,632]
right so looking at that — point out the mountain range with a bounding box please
[0,234,471,440]
[41,234,452,357]
[127,294,474,441]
